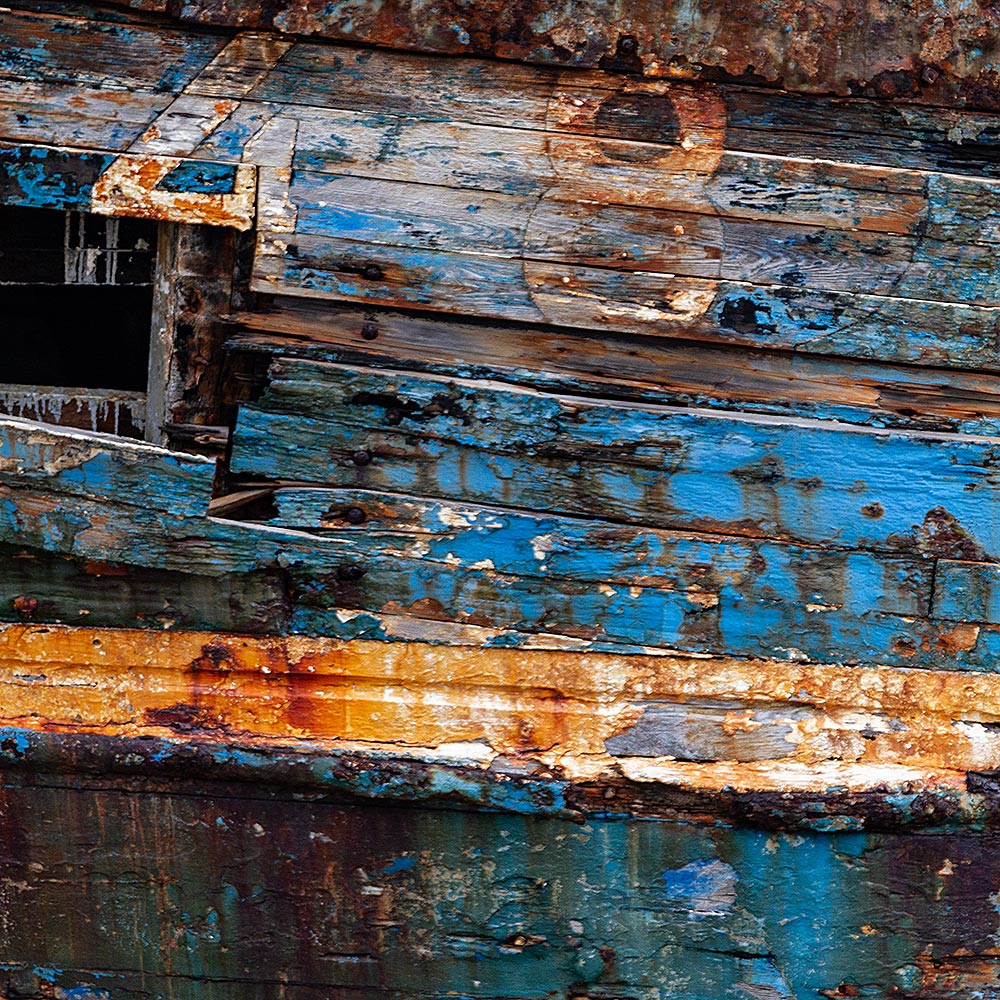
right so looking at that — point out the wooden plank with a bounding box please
[0,771,998,997]
[0,142,256,227]
[230,360,1000,562]
[0,543,288,633]
[280,172,1000,306]
[252,233,1000,368]
[0,7,223,93]
[103,0,1000,118]
[2,622,1000,770]
[0,415,215,516]
[269,486,930,613]
[252,40,1000,179]
[0,78,165,153]
[229,303,1000,438]
[282,108,932,234]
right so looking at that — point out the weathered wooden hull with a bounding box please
[4,763,1000,1000]
[5,0,1000,993]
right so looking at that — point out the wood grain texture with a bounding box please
[1,769,1000,997]
[229,303,1000,437]
[91,0,1000,116]
[231,360,1000,560]
[5,623,1000,782]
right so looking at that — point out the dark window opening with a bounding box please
[0,206,156,436]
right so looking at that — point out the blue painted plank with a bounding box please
[283,170,1000,306]
[0,416,215,518]
[232,361,1000,559]
[0,8,223,93]
[252,234,1000,369]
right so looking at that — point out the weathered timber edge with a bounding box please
[4,622,1000,831]
[0,727,994,833]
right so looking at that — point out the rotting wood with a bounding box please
[92,0,1000,116]
[4,622,1000,789]
[228,304,1000,437]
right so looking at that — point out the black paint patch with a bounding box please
[719,296,778,337]
[593,93,679,145]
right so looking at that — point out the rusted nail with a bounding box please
[345,506,367,524]
[361,321,379,340]
[352,449,372,466]
[362,264,384,281]
[337,564,366,582]
[617,35,638,55]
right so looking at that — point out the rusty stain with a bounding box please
[10,595,37,618]
[0,624,1000,787]
[119,0,1000,111]
[89,154,255,230]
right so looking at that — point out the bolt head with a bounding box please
[361,321,379,340]
[362,264,384,281]
[345,506,366,524]
[351,450,372,466]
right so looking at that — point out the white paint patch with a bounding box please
[437,506,476,528]
[531,534,555,561]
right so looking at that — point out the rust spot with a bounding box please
[381,597,453,621]
[861,502,885,519]
[917,507,990,560]
[11,595,37,618]
[144,703,233,733]
[188,643,241,673]
[820,985,860,999]
[935,623,981,655]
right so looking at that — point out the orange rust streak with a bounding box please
[3,624,1000,780]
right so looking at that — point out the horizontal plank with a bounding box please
[269,486,930,613]
[253,40,1000,179]
[0,415,215,516]
[252,235,1000,369]
[0,543,288,633]
[8,622,1000,791]
[0,78,164,152]
[281,171,1000,306]
[230,303,1000,438]
[283,108,935,235]
[231,360,1000,559]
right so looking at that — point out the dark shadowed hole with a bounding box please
[0,206,155,390]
